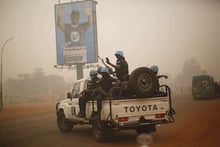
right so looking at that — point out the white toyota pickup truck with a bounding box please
[56,67,175,142]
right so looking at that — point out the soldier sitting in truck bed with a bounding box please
[94,67,119,119]
[150,65,168,94]
[77,69,99,118]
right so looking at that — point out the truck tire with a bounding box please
[129,67,157,97]
[57,110,73,132]
[92,121,112,142]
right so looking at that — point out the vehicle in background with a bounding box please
[192,75,218,100]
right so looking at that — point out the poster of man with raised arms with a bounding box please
[55,0,97,65]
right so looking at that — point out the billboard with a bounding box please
[55,0,98,65]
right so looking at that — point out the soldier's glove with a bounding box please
[106,57,110,64]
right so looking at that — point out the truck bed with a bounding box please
[84,95,173,127]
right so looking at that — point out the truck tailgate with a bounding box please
[112,97,168,115]
[103,97,170,125]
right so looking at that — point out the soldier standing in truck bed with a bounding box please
[105,50,129,81]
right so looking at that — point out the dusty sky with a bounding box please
[1,0,220,82]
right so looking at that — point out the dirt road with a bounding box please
[0,94,220,147]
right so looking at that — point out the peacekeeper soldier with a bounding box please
[77,69,99,118]
[94,67,119,119]
[150,65,168,93]
[106,50,129,81]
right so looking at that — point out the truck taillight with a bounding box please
[118,117,129,122]
[155,113,165,118]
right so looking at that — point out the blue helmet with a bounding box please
[101,67,110,74]
[115,50,124,57]
[89,69,97,80]
[150,65,159,74]
[89,69,97,76]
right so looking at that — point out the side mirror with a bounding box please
[67,92,72,99]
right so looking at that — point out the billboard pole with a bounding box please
[76,63,84,80]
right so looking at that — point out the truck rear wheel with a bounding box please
[57,110,73,132]
[92,120,112,142]
[129,67,157,97]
